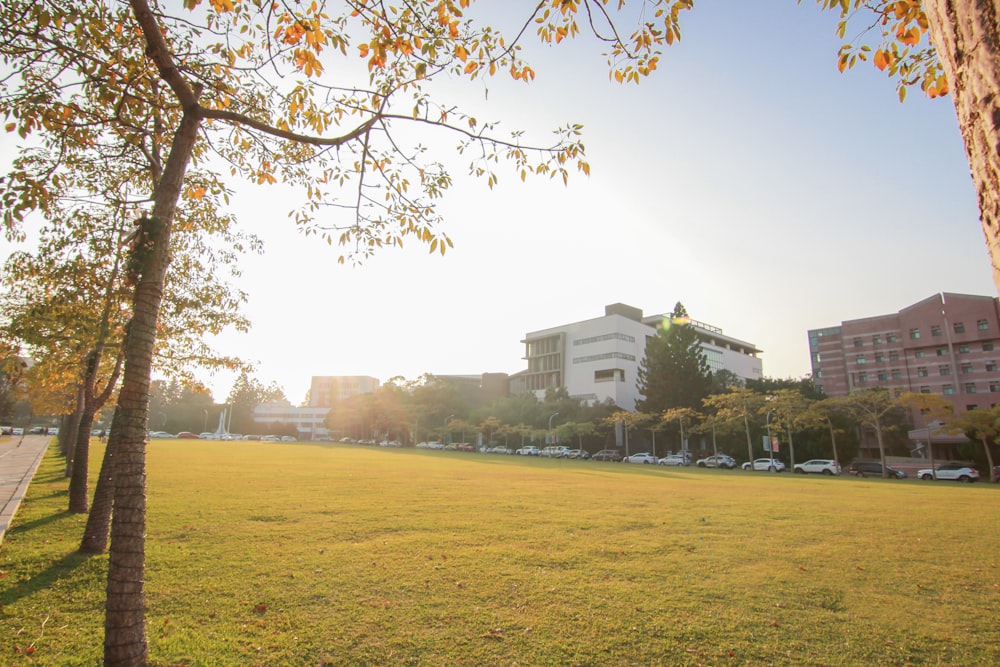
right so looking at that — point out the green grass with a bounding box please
[2,441,999,666]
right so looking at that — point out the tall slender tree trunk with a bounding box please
[104,107,201,667]
[923,0,1000,291]
[80,406,120,554]
[64,386,86,478]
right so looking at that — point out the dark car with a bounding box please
[993,465,1000,483]
[847,460,907,479]
[592,449,623,462]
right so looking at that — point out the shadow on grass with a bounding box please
[0,549,98,606]
[6,509,77,534]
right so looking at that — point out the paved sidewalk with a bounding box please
[0,435,51,545]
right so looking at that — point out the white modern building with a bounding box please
[520,303,762,409]
[252,403,331,439]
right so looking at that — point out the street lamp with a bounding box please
[548,412,560,445]
[765,409,775,469]
[444,414,455,445]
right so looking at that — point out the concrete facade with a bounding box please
[808,292,1000,412]
[522,303,763,409]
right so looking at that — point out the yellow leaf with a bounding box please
[873,49,889,71]
[5,122,16,133]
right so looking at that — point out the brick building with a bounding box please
[808,293,1000,412]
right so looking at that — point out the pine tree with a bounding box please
[636,302,712,413]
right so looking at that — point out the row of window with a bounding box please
[852,320,991,348]
[851,342,997,365]
[855,358,998,373]
[573,332,636,346]
[572,352,637,364]
[855,373,1000,393]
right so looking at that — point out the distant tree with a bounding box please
[711,369,744,393]
[835,389,906,477]
[636,302,712,413]
[604,410,645,456]
[764,389,814,469]
[660,407,700,458]
[703,387,767,465]
[226,374,287,434]
[946,406,999,479]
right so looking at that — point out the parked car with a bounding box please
[0,425,12,435]
[566,449,590,459]
[626,452,658,465]
[148,431,176,439]
[917,463,980,482]
[490,445,513,455]
[993,465,1000,483]
[696,454,736,469]
[793,459,841,475]
[591,449,623,462]
[742,458,785,472]
[657,454,688,466]
[176,431,201,439]
[847,460,907,478]
[515,445,540,456]
[11,427,24,436]
[540,445,570,458]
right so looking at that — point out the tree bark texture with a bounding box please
[104,109,201,667]
[924,0,1000,292]
[80,408,118,553]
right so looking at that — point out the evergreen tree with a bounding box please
[636,302,712,413]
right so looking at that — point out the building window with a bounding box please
[917,367,928,377]
[858,373,869,383]
[965,383,977,393]
[959,345,970,354]
[878,372,889,381]
[939,365,951,376]
[889,351,899,361]
[954,322,966,334]
[936,348,947,356]
[873,353,883,362]
[892,370,903,380]
[856,355,867,365]
[910,328,921,339]
[915,351,926,359]
[872,334,883,345]
[988,362,998,372]
[920,386,931,394]
[962,363,974,374]
[978,319,990,331]
[931,325,942,337]
[887,334,898,343]
[943,385,955,395]
[853,337,863,348]
[985,343,996,352]
[815,369,823,378]
[990,382,1000,393]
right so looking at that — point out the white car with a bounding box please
[696,454,737,469]
[657,454,688,466]
[917,463,980,482]
[625,452,657,465]
[793,459,841,475]
[516,446,540,456]
[742,458,785,472]
[540,445,570,458]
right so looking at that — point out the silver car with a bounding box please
[742,458,785,472]
[793,459,841,475]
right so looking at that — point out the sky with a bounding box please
[2,1,994,406]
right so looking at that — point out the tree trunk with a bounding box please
[923,0,1000,291]
[80,407,120,554]
[875,417,888,478]
[104,106,201,667]
[68,408,97,513]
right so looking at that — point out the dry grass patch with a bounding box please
[1,441,999,665]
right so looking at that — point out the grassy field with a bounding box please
[1,440,998,666]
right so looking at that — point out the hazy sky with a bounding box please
[3,1,994,406]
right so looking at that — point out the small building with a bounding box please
[308,376,380,407]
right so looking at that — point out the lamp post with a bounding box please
[766,409,775,470]
[547,412,559,446]
[444,414,455,445]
